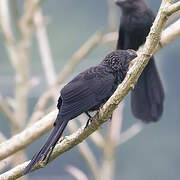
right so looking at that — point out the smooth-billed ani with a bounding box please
[23,49,137,174]
[115,0,164,123]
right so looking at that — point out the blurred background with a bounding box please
[0,0,180,179]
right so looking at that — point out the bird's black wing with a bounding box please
[59,66,115,121]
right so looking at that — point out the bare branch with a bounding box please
[99,104,124,180]
[68,121,99,180]
[66,165,88,180]
[0,156,12,173]
[0,94,16,127]
[101,32,117,44]
[166,10,180,25]
[56,31,103,85]
[0,0,14,43]
[0,133,12,172]
[9,0,20,38]
[0,132,6,143]
[19,0,41,38]
[33,8,56,86]
[0,0,18,69]
[110,103,124,144]
[167,1,180,16]
[158,18,180,49]
[28,91,54,124]
[107,0,118,32]
[118,122,143,145]
[0,110,57,161]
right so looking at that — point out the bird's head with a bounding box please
[115,0,143,11]
[102,49,137,72]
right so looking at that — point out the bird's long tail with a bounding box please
[131,57,164,123]
[23,116,68,174]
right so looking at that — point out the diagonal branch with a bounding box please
[99,104,124,180]
[0,133,12,172]
[158,18,180,49]
[33,7,56,87]
[68,121,99,180]
[118,122,143,145]
[0,95,16,127]
[0,110,57,161]
[19,0,41,38]
[56,32,103,85]
[66,165,88,180]
[167,1,180,16]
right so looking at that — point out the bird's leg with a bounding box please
[84,112,93,129]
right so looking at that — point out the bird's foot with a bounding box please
[84,112,93,129]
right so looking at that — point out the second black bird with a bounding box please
[23,49,137,174]
[116,0,164,123]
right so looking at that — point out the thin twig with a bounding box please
[167,1,180,16]
[99,103,124,180]
[0,110,57,161]
[107,0,118,32]
[33,8,56,86]
[0,133,12,172]
[56,31,103,85]
[0,94,16,127]
[158,18,180,49]
[68,121,99,180]
[66,165,88,180]
[118,122,143,145]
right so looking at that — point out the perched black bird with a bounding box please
[115,0,164,123]
[23,49,137,174]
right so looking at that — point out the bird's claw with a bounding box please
[84,117,93,129]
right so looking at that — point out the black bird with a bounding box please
[115,0,164,123]
[23,49,137,174]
